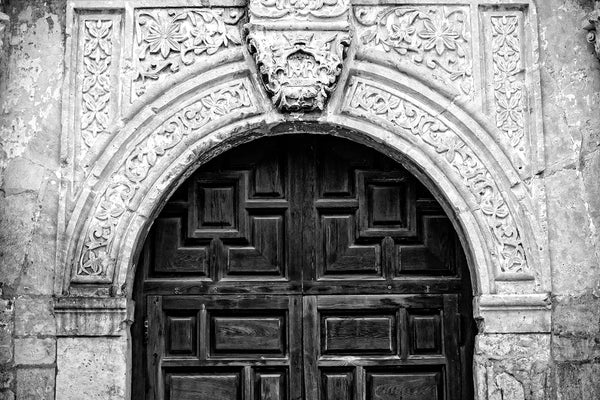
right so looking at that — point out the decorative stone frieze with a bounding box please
[354,5,473,97]
[585,2,600,59]
[246,0,350,111]
[342,77,530,277]
[133,8,244,98]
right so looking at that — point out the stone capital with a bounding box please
[585,2,600,59]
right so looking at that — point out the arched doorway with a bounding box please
[132,134,475,399]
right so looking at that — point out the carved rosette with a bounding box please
[585,4,600,59]
[247,0,351,112]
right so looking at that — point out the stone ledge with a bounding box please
[54,297,133,337]
[475,293,552,333]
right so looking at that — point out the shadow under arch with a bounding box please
[131,132,478,399]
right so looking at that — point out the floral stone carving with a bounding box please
[343,78,529,276]
[249,0,349,19]
[355,6,473,97]
[247,31,350,111]
[81,20,114,149]
[75,81,255,281]
[134,8,244,98]
[585,4,600,59]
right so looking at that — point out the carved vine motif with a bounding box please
[76,82,254,279]
[81,20,114,148]
[249,0,348,19]
[134,8,244,98]
[247,32,350,111]
[355,6,473,96]
[491,15,526,155]
[344,80,528,275]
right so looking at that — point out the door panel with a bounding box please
[147,295,302,400]
[137,136,474,400]
[303,295,460,400]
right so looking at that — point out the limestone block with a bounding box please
[554,362,600,400]
[475,333,551,400]
[0,371,13,389]
[15,367,54,400]
[14,338,55,365]
[56,337,127,400]
[14,297,55,336]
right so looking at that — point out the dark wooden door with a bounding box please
[134,135,474,400]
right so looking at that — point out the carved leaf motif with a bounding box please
[133,8,244,98]
[490,15,526,155]
[355,6,472,97]
[76,82,254,279]
[344,80,528,275]
[80,19,114,149]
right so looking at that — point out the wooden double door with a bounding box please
[134,136,474,400]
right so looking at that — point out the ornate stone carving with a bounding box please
[134,8,244,98]
[247,0,350,112]
[355,6,473,96]
[249,0,348,19]
[75,81,254,281]
[81,20,114,149]
[585,3,600,59]
[247,32,350,111]
[343,78,529,276]
[490,15,526,156]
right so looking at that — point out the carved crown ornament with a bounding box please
[584,2,600,59]
[246,0,351,112]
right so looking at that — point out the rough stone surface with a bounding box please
[0,0,598,399]
[55,337,127,400]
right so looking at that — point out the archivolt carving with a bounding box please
[355,6,473,97]
[134,8,244,98]
[343,78,529,276]
[75,81,254,281]
[247,31,350,111]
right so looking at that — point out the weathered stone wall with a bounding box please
[0,0,597,399]
[0,1,64,398]
[540,0,600,397]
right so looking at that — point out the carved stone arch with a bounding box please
[60,59,549,319]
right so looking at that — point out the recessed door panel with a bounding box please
[137,136,474,400]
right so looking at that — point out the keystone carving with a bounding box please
[585,3,600,59]
[247,32,350,111]
[246,0,351,112]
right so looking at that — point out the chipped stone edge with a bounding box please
[54,297,134,337]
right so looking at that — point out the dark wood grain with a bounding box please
[136,136,475,400]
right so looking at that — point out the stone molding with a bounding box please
[0,10,8,62]
[475,294,551,333]
[55,297,133,336]
[585,2,600,59]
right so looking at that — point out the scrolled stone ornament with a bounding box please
[584,4,600,59]
[247,32,350,112]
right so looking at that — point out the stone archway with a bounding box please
[53,1,551,399]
